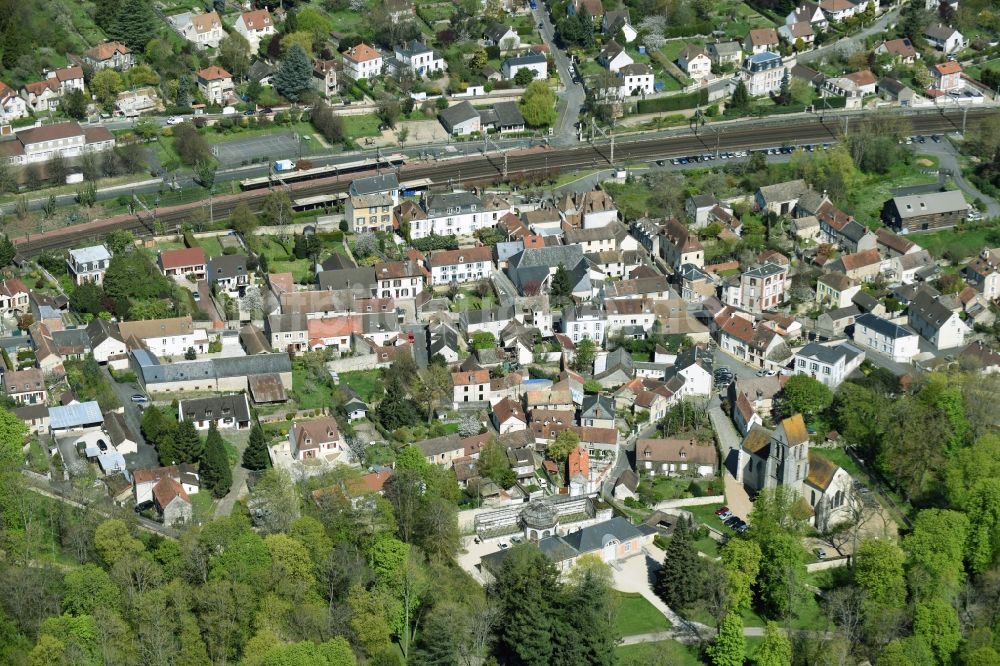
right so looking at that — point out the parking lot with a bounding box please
[212,133,301,166]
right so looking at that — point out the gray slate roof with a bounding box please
[855,313,915,339]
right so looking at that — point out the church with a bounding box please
[738,413,854,531]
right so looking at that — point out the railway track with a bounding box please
[13,108,992,257]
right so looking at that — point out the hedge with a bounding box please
[182,230,198,248]
[636,89,709,114]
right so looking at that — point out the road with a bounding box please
[917,138,1000,218]
[796,7,902,65]
[12,107,995,256]
[103,367,160,471]
[534,6,586,144]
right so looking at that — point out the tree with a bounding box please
[196,161,217,189]
[59,89,88,119]
[94,519,144,565]
[172,419,204,465]
[376,375,420,431]
[0,236,15,268]
[105,229,135,255]
[572,338,596,373]
[913,597,960,665]
[514,67,535,86]
[411,365,452,423]
[249,468,301,534]
[262,190,293,226]
[548,429,580,462]
[376,99,401,129]
[491,545,559,666]
[853,538,906,612]
[478,440,515,489]
[470,331,497,350]
[218,34,251,81]
[706,612,745,666]
[243,424,270,471]
[720,538,761,614]
[904,508,969,602]
[730,80,750,112]
[655,520,702,609]
[172,123,212,166]
[781,374,832,418]
[311,102,346,144]
[90,69,125,110]
[550,263,572,302]
[753,621,792,666]
[109,0,157,51]
[274,44,313,101]
[62,564,121,616]
[201,422,233,498]
[230,202,259,237]
[281,31,315,57]
[520,81,557,127]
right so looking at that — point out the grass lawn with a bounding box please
[203,122,319,150]
[197,236,227,258]
[343,114,383,139]
[190,490,216,524]
[293,363,336,410]
[616,640,701,665]
[909,220,1000,260]
[842,163,941,223]
[964,57,1000,82]
[691,534,720,557]
[615,592,672,636]
[338,369,385,402]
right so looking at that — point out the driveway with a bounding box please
[196,279,224,322]
[214,428,253,517]
[708,403,754,521]
[103,367,160,471]
[534,7,585,144]
[916,139,1000,218]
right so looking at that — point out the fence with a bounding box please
[326,355,385,373]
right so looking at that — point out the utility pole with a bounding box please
[484,134,507,178]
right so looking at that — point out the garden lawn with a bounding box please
[343,114,383,139]
[338,370,385,402]
[616,640,701,665]
[909,221,1000,260]
[293,363,336,410]
[190,491,216,524]
[196,236,226,258]
[842,163,941,223]
[614,592,672,636]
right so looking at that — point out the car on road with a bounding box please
[243,109,255,116]
[499,543,509,550]
[131,394,149,404]
[166,116,183,125]
[756,368,768,376]
[656,159,666,166]
[671,158,680,165]
[815,548,827,559]
[192,290,201,301]
[764,369,778,377]
[931,134,941,143]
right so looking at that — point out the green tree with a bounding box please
[411,365,452,423]
[0,235,16,267]
[478,440,516,489]
[913,597,961,665]
[109,0,158,51]
[242,424,270,471]
[559,562,620,665]
[707,612,745,666]
[230,204,258,236]
[944,432,1000,508]
[172,419,204,465]
[753,621,792,666]
[781,375,832,418]
[904,508,969,601]
[376,375,420,430]
[721,538,761,614]
[514,67,536,86]
[853,538,906,612]
[249,467,301,534]
[731,80,750,112]
[655,520,702,609]
[963,478,1000,573]
[491,544,558,666]
[262,190,293,226]
[548,429,580,462]
[201,422,233,498]
[90,69,125,110]
[274,44,313,102]
[94,519,144,565]
[519,80,557,127]
[550,263,572,302]
[59,89,88,119]
[62,564,121,616]
[572,338,597,372]
[218,33,251,81]
[171,123,212,166]
[470,331,497,350]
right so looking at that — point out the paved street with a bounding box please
[534,7,585,145]
[796,6,901,65]
[916,138,1000,218]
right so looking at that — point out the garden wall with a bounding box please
[653,495,726,510]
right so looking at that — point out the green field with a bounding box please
[293,363,336,410]
[615,592,672,637]
[337,369,385,403]
[343,114,383,139]
[909,221,1000,260]
[196,235,227,258]
[616,640,702,666]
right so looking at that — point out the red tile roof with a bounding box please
[568,446,589,479]
[152,477,189,507]
[85,41,131,61]
[198,65,232,81]
[344,43,381,63]
[159,246,206,270]
[240,9,273,29]
[452,369,490,386]
[936,61,962,75]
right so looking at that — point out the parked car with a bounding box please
[499,543,509,550]
[166,116,183,125]
[714,506,730,516]
[815,548,827,559]
[131,394,149,404]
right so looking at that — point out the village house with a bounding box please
[208,255,250,295]
[852,312,920,362]
[180,11,224,48]
[636,438,717,477]
[427,246,493,286]
[484,23,520,49]
[3,367,46,405]
[602,9,637,42]
[197,66,234,105]
[827,248,884,282]
[234,9,275,54]
[660,218,704,270]
[778,21,816,48]
[453,369,491,407]
[923,24,965,54]
[312,60,339,97]
[343,43,383,81]
[287,418,348,462]
[158,247,207,280]
[793,341,865,388]
[580,394,615,429]
[786,1,828,28]
[374,257,426,299]
[816,272,860,308]
[931,60,963,92]
[0,278,29,316]
[67,245,111,286]
[741,52,785,96]
[501,53,548,81]
[178,394,252,431]
[393,40,446,77]
[492,397,528,433]
[0,83,27,123]
[83,41,133,70]
[874,38,918,64]
[401,191,510,238]
[707,41,743,68]
[598,40,633,73]
[964,248,1000,300]
[676,45,712,81]
[908,288,969,350]
[743,28,779,55]
[134,464,200,505]
[417,434,465,466]
[723,262,788,313]
[119,316,208,358]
